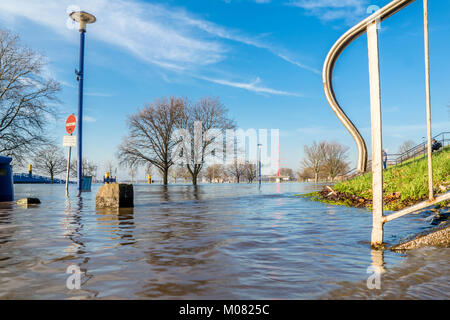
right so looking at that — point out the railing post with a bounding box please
[423,0,434,201]
[367,21,384,247]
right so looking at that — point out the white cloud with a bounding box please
[287,0,368,23]
[84,92,114,97]
[199,76,302,97]
[0,0,319,75]
[0,0,314,95]
[0,0,225,70]
[83,115,97,122]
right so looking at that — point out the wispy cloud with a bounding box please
[199,76,302,97]
[287,0,368,23]
[0,0,314,96]
[174,7,319,74]
[0,0,225,71]
[0,0,318,75]
[84,92,114,97]
[83,115,97,122]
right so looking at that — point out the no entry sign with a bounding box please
[65,114,76,135]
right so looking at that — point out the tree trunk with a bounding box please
[192,173,198,186]
[314,172,318,183]
[50,172,54,184]
[163,169,168,185]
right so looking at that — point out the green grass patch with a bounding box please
[332,147,449,210]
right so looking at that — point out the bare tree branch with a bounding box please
[0,30,60,163]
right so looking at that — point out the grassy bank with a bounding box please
[302,147,450,211]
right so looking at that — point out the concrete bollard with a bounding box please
[95,183,133,209]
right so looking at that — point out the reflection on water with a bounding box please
[0,183,447,299]
[322,247,450,299]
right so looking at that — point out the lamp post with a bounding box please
[69,11,96,194]
[257,144,262,190]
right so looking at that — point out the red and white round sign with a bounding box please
[65,114,77,135]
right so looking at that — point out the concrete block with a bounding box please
[16,198,41,206]
[96,183,134,209]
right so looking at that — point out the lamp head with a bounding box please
[70,11,96,32]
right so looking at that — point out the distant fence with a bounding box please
[343,131,449,180]
[386,131,449,166]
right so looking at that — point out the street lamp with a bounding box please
[69,11,96,194]
[257,144,262,190]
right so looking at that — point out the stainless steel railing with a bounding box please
[323,0,450,247]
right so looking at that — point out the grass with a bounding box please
[304,147,450,211]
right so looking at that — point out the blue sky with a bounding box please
[0,0,448,178]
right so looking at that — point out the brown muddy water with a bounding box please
[0,183,448,299]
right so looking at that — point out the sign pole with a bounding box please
[64,114,77,196]
[66,144,72,196]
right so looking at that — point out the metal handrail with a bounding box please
[323,0,449,247]
[388,131,449,165]
[323,0,416,173]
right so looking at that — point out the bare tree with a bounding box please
[302,141,326,183]
[279,168,294,180]
[227,160,246,183]
[104,160,117,177]
[32,144,65,183]
[205,163,224,183]
[297,167,314,182]
[178,97,234,185]
[246,162,257,183]
[118,97,185,185]
[398,140,416,158]
[323,142,349,181]
[128,164,138,183]
[145,163,153,177]
[170,164,190,183]
[70,158,98,178]
[0,30,60,163]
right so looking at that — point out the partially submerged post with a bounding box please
[0,156,13,202]
[367,20,384,247]
[258,143,262,190]
[423,0,434,202]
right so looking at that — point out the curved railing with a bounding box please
[323,0,416,173]
[322,0,450,247]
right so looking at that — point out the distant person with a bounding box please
[382,150,388,170]
[432,139,442,152]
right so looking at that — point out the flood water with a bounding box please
[0,183,448,299]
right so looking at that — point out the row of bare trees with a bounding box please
[117,96,235,185]
[31,143,99,183]
[168,161,258,184]
[298,141,350,182]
